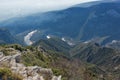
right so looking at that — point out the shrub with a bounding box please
[0,68,23,80]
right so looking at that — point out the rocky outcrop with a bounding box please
[0,50,61,80]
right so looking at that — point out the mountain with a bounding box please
[33,38,120,79]
[71,42,120,69]
[0,44,108,80]
[35,38,120,68]
[74,1,103,7]
[33,37,71,57]
[0,37,119,80]
[0,1,120,45]
[71,42,120,79]
[0,28,19,44]
[0,1,120,80]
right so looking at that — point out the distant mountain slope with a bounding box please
[0,28,19,44]
[71,42,120,68]
[70,42,120,79]
[33,38,71,56]
[0,1,120,44]
[34,38,120,79]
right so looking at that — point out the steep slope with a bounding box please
[0,44,107,80]
[71,42,120,66]
[0,1,120,44]
[70,42,120,79]
[33,37,71,56]
[33,38,120,80]
[34,38,120,71]
[33,38,120,69]
[0,28,19,44]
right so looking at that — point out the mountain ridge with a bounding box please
[0,2,120,45]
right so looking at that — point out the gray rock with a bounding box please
[0,50,61,80]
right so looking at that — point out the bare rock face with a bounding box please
[0,52,4,58]
[0,50,61,80]
[52,76,62,80]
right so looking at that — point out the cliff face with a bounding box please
[0,51,61,80]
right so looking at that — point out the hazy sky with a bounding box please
[0,0,100,21]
